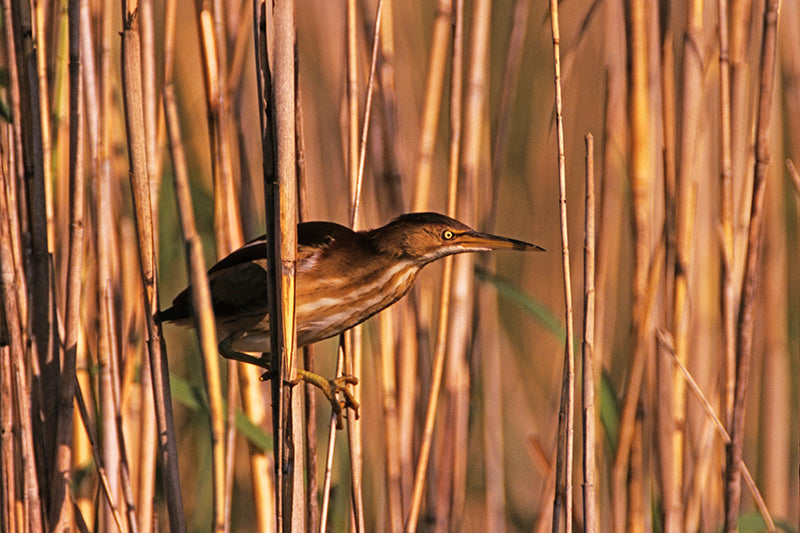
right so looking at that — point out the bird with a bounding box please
[157,212,543,422]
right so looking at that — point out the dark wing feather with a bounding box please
[156,221,357,323]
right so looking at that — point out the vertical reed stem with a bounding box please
[549,1,576,530]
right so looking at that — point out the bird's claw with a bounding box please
[292,370,360,429]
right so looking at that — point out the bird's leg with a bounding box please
[218,334,271,370]
[218,331,359,429]
[290,370,360,429]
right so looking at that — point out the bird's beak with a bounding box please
[459,231,545,252]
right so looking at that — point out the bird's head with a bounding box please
[367,212,543,264]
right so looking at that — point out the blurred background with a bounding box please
[1,0,799,531]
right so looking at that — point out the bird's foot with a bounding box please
[291,370,360,429]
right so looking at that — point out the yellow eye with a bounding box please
[442,230,455,240]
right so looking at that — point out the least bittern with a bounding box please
[157,212,542,422]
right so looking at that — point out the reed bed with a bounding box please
[1,0,799,531]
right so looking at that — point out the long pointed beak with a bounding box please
[458,231,545,252]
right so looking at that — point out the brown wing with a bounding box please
[156,221,357,323]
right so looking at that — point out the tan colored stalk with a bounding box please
[626,415,644,532]
[594,0,627,437]
[474,3,531,525]
[49,1,84,527]
[80,1,122,528]
[342,0,366,531]
[201,3,247,529]
[344,4,386,522]
[548,1,576,530]
[164,83,227,533]
[199,1,244,255]
[412,0,453,211]
[440,0,491,525]
[139,0,160,222]
[121,3,186,529]
[1,345,15,531]
[364,2,404,528]
[1,159,44,532]
[371,0,405,214]
[582,134,597,533]
[104,290,140,532]
[131,0,157,528]
[611,0,651,527]
[351,0,383,228]
[472,27,535,527]
[270,0,302,527]
[717,0,736,430]
[757,128,791,515]
[657,6,679,530]
[378,309,404,533]
[406,1,462,530]
[319,344,346,532]
[670,6,704,527]
[725,1,780,528]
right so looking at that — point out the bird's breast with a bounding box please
[294,259,420,345]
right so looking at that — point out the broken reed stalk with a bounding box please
[725,0,779,530]
[49,0,84,527]
[548,1,576,530]
[582,133,597,533]
[406,0,463,530]
[163,83,227,533]
[655,331,776,531]
[121,3,186,530]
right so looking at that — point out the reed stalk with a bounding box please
[548,1,576,530]
[406,0,463,529]
[582,134,598,533]
[725,0,780,529]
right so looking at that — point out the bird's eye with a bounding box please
[442,230,455,240]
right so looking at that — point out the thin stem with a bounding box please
[725,0,780,529]
[549,1,576,530]
[406,1,463,530]
[49,0,84,527]
[582,133,598,533]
